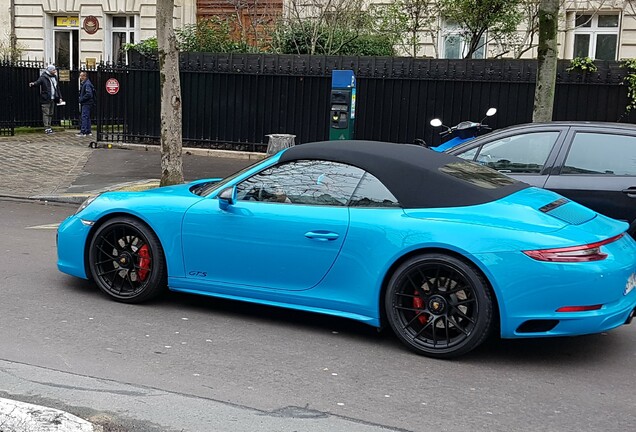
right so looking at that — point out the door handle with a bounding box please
[305,231,339,241]
[622,187,636,197]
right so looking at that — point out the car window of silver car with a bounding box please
[562,132,636,176]
[472,132,559,173]
[235,160,365,206]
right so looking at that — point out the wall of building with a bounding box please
[13,0,196,66]
[362,0,636,60]
[10,0,636,63]
[0,0,13,55]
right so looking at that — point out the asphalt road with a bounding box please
[1,199,635,432]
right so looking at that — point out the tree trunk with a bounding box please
[156,0,184,186]
[533,0,559,122]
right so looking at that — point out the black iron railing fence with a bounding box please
[0,59,82,135]
[1,54,634,148]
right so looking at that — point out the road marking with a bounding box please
[26,223,60,230]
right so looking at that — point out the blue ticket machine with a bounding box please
[329,70,356,140]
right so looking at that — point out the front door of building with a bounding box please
[53,16,79,69]
[54,30,79,69]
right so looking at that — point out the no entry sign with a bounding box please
[105,78,120,95]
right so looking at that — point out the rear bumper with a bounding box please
[502,296,636,338]
[476,234,636,338]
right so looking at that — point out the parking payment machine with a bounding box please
[329,70,356,140]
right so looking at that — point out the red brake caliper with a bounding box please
[413,290,428,324]
[137,244,151,281]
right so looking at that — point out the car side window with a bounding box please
[473,131,559,173]
[235,160,364,206]
[455,146,479,161]
[349,173,400,207]
[562,132,636,176]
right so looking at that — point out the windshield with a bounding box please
[199,156,273,197]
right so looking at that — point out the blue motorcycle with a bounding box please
[417,108,497,152]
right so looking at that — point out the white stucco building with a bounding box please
[364,0,636,60]
[5,0,636,64]
[6,0,196,67]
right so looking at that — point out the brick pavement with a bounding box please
[0,129,263,202]
[0,130,93,198]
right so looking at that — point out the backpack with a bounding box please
[89,82,97,105]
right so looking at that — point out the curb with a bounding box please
[94,141,267,161]
[0,397,102,432]
[10,142,268,205]
[30,179,162,204]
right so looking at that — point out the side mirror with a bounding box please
[430,118,443,128]
[486,108,497,117]
[218,186,237,210]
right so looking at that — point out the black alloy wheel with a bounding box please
[88,216,166,303]
[385,253,494,359]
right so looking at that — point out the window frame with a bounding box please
[109,15,138,65]
[51,16,80,69]
[556,129,636,177]
[471,131,561,174]
[439,20,486,60]
[448,126,568,177]
[570,12,621,60]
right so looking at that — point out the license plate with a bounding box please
[626,272,636,296]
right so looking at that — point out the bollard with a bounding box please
[266,134,296,155]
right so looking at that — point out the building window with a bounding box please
[53,16,79,69]
[112,16,137,64]
[572,13,619,60]
[440,21,486,59]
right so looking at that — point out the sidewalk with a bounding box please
[0,129,263,203]
[0,129,262,431]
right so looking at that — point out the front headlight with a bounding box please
[75,194,100,215]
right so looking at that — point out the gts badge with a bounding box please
[189,271,208,278]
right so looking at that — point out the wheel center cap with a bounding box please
[117,252,133,269]
[428,295,447,314]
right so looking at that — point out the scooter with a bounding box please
[417,108,497,152]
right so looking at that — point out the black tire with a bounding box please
[628,220,636,240]
[385,253,494,359]
[88,216,167,303]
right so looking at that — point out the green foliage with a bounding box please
[339,35,396,56]
[566,57,598,73]
[126,19,254,55]
[270,17,394,56]
[124,37,158,56]
[438,0,522,58]
[271,0,391,56]
[176,19,251,53]
[621,58,636,113]
[371,0,436,57]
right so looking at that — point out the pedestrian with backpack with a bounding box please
[77,71,95,137]
[29,64,64,134]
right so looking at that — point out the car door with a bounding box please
[181,160,365,291]
[544,126,636,228]
[449,126,567,188]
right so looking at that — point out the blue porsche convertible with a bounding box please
[57,141,636,358]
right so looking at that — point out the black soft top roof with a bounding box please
[279,140,528,208]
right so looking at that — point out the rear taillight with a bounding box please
[523,234,624,262]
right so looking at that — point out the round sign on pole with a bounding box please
[105,78,120,95]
